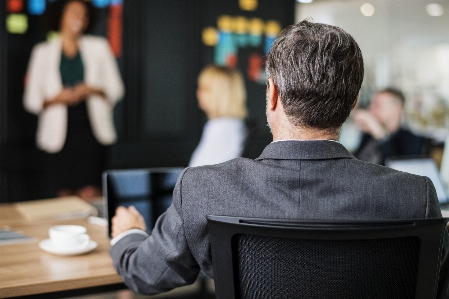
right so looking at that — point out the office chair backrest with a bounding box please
[103,168,184,238]
[207,216,449,299]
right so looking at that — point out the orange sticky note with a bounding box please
[7,0,23,13]
[107,4,123,57]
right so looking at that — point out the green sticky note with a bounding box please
[46,31,60,41]
[6,14,28,34]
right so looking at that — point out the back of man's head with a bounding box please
[266,19,364,134]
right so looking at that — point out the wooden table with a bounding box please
[0,203,125,298]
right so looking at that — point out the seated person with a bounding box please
[188,65,248,167]
[352,88,424,165]
[109,20,448,298]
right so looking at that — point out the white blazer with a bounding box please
[23,35,124,153]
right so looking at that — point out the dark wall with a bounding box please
[0,0,295,202]
[0,3,7,200]
[1,6,47,202]
[108,0,206,169]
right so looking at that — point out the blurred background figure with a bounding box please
[188,65,248,167]
[23,0,124,200]
[352,87,425,165]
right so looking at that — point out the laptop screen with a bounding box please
[386,158,449,204]
[103,168,184,238]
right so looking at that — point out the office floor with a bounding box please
[73,278,216,299]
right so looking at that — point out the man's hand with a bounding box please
[351,109,388,140]
[111,206,147,238]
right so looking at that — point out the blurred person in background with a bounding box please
[352,87,424,165]
[23,0,124,200]
[188,65,248,167]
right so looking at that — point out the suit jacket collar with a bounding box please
[256,140,355,161]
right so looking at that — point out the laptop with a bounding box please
[103,167,184,238]
[385,157,449,211]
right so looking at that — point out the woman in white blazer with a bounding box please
[23,0,124,200]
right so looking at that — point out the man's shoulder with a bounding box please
[180,153,432,190]
[395,127,423,140]
[350,158,432,187]
[181,157,258,184]
[184,157,254,175]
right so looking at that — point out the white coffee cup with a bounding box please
[49,225,90,249]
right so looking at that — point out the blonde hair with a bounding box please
[197,65,247,119]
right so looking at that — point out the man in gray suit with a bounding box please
[110,20,448,297]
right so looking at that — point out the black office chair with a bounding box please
[207,216,449,299]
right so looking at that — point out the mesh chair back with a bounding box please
[207,216,448,299]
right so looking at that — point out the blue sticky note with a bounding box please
[92,0,110,8]
[28,0,45,15]
[110,0,123,4]
[265,36,277,55]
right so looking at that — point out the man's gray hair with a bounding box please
[266,19,364,133]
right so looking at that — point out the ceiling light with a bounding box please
[297,0,313,3]
[360,3,375,17]
[426,3,444,16]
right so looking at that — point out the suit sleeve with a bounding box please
[109,168,200,295]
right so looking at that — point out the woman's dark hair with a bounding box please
[42,0,98,33]
[266,19,364,133]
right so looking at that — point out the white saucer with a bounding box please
[39,239,97,256]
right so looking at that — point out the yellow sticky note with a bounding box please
[239,0,258,11]
[6,14,28,34]
[234,16,248,34]
[202,27,218,46]
[266,20,282,37]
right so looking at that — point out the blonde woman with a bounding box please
[189,65,248,167]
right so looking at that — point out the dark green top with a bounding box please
[47,49,104,193]
[60,51,84,87]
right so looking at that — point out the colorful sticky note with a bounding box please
[107,4,123,57]
[265,36,276,54]
[46,31,59,41]
[28,0,45,15]
[6,14,28,34]
[239,0,258,11]
[7,0,24,13]
[92,0,110,8]
[202,27,218,46]
[265,20,281,37]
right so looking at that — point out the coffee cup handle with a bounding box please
[79,234,90,248]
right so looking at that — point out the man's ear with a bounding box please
[267,78,279,111]
[352,93,360,110]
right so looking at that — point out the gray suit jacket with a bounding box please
[110,140,449,297]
